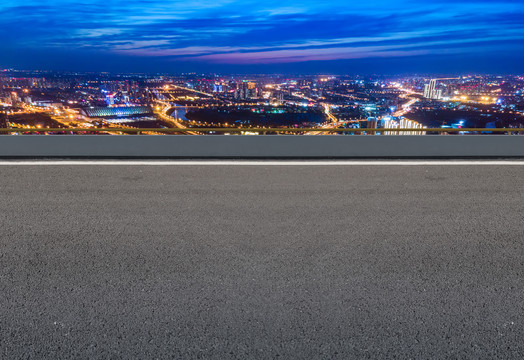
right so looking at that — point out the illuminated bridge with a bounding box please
[80,106,152,118]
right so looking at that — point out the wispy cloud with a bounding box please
[0,0,523,68]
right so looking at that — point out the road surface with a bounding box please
[1,161,523,359]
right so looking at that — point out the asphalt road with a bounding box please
[1,163,524,359]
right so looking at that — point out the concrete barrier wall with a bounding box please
[0,135,523,158]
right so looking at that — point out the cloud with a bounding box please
[0,0,523,69]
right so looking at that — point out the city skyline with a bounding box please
[1,0,523,74]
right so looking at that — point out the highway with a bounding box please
[291,92,340,134]
[153,102,200,135]
[1,161,524,359]
[393,96,419,117]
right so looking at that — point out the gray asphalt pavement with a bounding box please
[1,163,524,359]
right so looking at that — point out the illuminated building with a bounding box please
[399,118,427,135]
[234,81,258,100]
[106,93,115,106]
[80,106,152,118]
[424,79,442,100]
[213,84,223,93]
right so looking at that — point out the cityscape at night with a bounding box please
[1,70,523,134]
[1,0,523,135]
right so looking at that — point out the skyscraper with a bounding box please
[424,79,441,100]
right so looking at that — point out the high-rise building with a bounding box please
[234,81,258,100]
[424,79,441,100]
[106,93,115,106]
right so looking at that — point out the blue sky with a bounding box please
[1,0,523,73]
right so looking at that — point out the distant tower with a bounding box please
[106,93,115,106]
[424,79,441,100]
[424,84,430,98]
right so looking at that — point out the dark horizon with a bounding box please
[2,59,522,78]
[1,52,523,76]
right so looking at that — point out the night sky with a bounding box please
[1,0,523,74]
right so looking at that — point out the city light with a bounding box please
[0,71,522,136]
